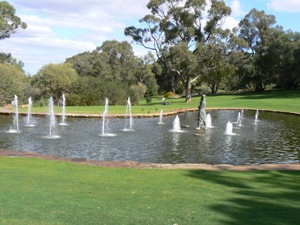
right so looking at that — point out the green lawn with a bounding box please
[1,157,300,225]
[19,89,300,115]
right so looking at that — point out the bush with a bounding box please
[194,84,210,95]
[33,98,46,107]
[146,96,152,104]
[164,91,176,98]
[69,76,138,106]
[66,94,81,106]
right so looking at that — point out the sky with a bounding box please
[1,0,300,75]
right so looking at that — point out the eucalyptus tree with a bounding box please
[0,1,27,40]
[66,50,112,78]
[200,36,235,93]
[0,52,24,72]
[97,40,138,84]
[135,52,159,100]
[67,41,138,83]
[67,41,157,105]
[125,0,231,100]
[267,31,300,89]
[291,34,300,89]
[233,8,282,91]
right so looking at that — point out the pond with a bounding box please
[0,110,299,165]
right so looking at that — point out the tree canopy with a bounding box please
[0,63,26,106]
[125,0,231,99]
[0,1,27,40]
[32,62,79,103]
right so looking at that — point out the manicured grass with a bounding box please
[1,157,300,225]
[20,89,300,115]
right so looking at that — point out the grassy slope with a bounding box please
[1,157,300,225]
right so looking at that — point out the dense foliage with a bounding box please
[64,40,158,106]
[0,63,27,105]
[125,0,232,99]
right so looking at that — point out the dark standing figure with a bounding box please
[197,94,207,130]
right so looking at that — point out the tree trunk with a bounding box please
[211,83,218,94]
[254,77,264,92]
[185,76,191,103]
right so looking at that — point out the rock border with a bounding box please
[1,150,300,170]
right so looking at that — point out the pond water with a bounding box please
[0,110,299,165]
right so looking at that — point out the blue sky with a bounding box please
[1,0,300,75]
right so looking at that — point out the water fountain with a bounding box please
[225,121,235,135]
[59,94,68,126]
[236,112,242,126]
[172,115,183,133]
[46,96,60,139]
[123,97,133,131]
[254,109,259,124]
[206,113,213,128]
[158,109,164,124]
[7,95,20,133]
[101,98,116,137]
[25,97,35,127]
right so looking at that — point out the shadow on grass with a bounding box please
[233,90,300,100]
[206,90,300,100]
[186,170,300,225]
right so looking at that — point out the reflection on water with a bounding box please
[0,110,299,165]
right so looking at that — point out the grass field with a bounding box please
[1,157,300,225]
[19,89,300,115]
[1,89,300,224]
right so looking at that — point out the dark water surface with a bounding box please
[0,110,299,165]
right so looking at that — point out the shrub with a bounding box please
[66,94,81,106]
[33,98,46,107]
[164,91,176,98]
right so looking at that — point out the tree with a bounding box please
[66,50,112,78]
[0,63,26,106]
[97,40,138,84]
[291,39,300,89]
[135,53,159,100]
[268,31,300,89]
[125,0,231,100]
[67,40,157,104]
[0,1,27,40]
[200,37,234,94]
[32,62,79,103]
[67,40,139,85]
[0,52,24,71]
[68,76,129,106]
[233,8,281,92]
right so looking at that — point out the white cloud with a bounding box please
[3,0,150,74]
[223,16,240,30]
[6,0,275,74]
[13,0,150,18]
[228,0,245,16]
[1,36,96,74]
[221,1,243,30]
[267,0,300,12]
